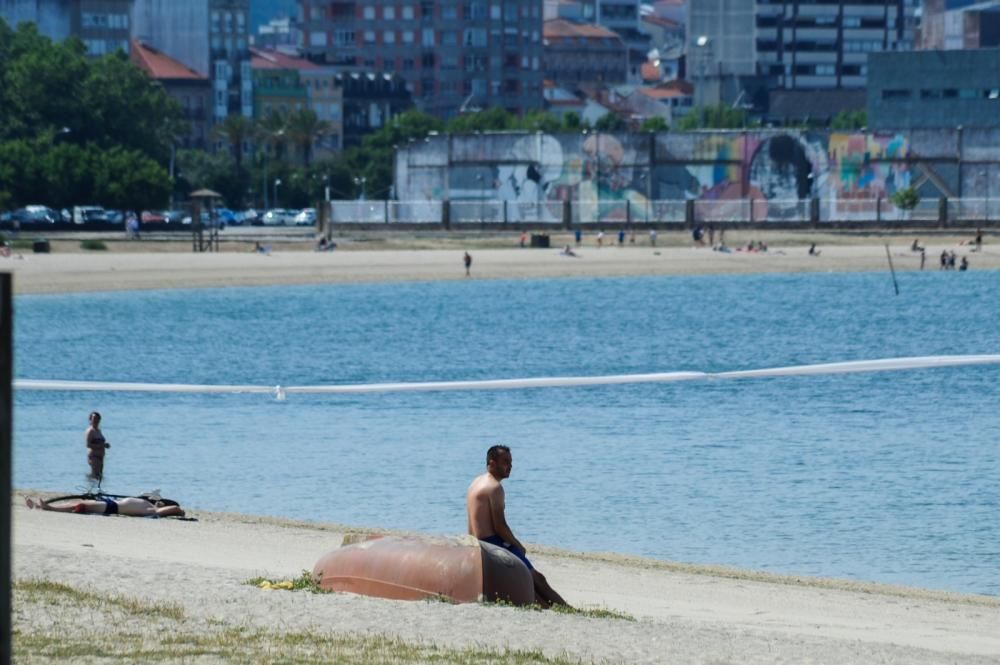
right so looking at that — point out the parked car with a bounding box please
[23,205,61,223]
[105,209,124,225]
[238,209,259,225]
[261,208,293,225]
[73,206,107,224]
[164,210,186,224]
[216,208,237,226]
[293,208,317,226]
[141,210,168,224]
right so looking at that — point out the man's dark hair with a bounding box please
[486,444,510,464]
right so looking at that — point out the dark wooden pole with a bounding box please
[1,271,12,665]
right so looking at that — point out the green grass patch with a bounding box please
[489,598,635,621]
[15,579,184,621]
[79,239,107,250]
[246,569,329,593]
[14,579,590,663]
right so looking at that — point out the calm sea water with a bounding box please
[12,270,1000,596]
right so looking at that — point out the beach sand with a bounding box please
[12,499,1000,664]
[2,230,996,294]
[9,230,999,662]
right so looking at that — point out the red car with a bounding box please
[141,210,168,224]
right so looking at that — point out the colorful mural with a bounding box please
[395,129,968,223]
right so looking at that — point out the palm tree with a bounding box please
[256,110,289,163]
[286,108,330,167]
[212,115,254,169]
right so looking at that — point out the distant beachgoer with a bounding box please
[973,228,983,252]
[0,241,11,258]
[911,238,924,252]
[708,225,715,247]
[519,231,527,248]
[920,249,926,270]
[466,445,569,608]
[464,251,472,276]
[960,256,969,271]
[649,228,657,246]
[25,494,185,518]
[561,245,578,257]
[85,411,110,486]
[629,228,636,244]
[808,243,820,256]
[596,231,604,248]
[940,250,948,270]
[718,229,725,247]
[574,228,582,245]
[692,226,705,246]
[948,251,957,270]
[617,229,625,245]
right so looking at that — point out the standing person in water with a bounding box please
[466,444,569,608]
[85,411,110,486]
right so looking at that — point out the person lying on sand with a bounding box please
[25,494,186,518]
[467,444,569,608]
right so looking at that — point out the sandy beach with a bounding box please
[12,498,1000,664]
[9,230,1000,662]
[2,230,996,294]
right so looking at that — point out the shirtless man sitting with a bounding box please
[466,444,569,608]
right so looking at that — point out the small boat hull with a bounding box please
[313,534,534,605]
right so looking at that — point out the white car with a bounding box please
[261,209,290,225]
[293,208,316,226]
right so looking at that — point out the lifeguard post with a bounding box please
[189,189,222,252]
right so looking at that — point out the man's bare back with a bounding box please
[466,472,503,539]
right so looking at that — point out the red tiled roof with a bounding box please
[130,40,205,80]
[641,14,680,29]
[640,62,662,82]
[544,19,622,41]
[250,47,320,71]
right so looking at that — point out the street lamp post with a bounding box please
[353,176,367,201]
[273,178,282,208]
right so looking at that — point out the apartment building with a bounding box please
[132,0,252,124]
[920,0,1000,49]
[130,39,211,149]
[251,47,344,155]
[754,0,918,89]
[0,0,133,56]
[299,0,544,118]
[686,0,756,105]
[543,18,628,86]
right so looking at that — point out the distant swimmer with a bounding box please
[85,411,110,487]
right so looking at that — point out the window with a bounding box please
[464,28,487,47]
[442,31,457,46]
[422,28,435,46]
[443,6,457,19]
[403,6,414,19]
[384,6,395,20]
[211,10,220,33]
[881,89,911,99]
[364,30,375,44]
[364,6,375,19]
[384,30,396,44]
[403,30,414,43]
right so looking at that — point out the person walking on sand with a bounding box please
[85,411,110,486]
[467,444,570,608]
[920,249,926,270]
[464,251,472,276]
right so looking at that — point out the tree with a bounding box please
[446,107,517,132]
[640,117,669,132]
[285,108,330,167]
[213,115,255,170]
[891,186,920,211]
[256,110,289,162]
[594,112,627,131]
[676,105,747,130]
[830,110,867,131]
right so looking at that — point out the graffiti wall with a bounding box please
[395,128,991,222]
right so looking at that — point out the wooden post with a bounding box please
[1,272,12,665]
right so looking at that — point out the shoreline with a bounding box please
[13,495,1000,663]
[3,230,996,295]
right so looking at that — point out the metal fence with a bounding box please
[327,198,996,226]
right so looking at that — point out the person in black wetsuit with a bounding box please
[85,411,110,485]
